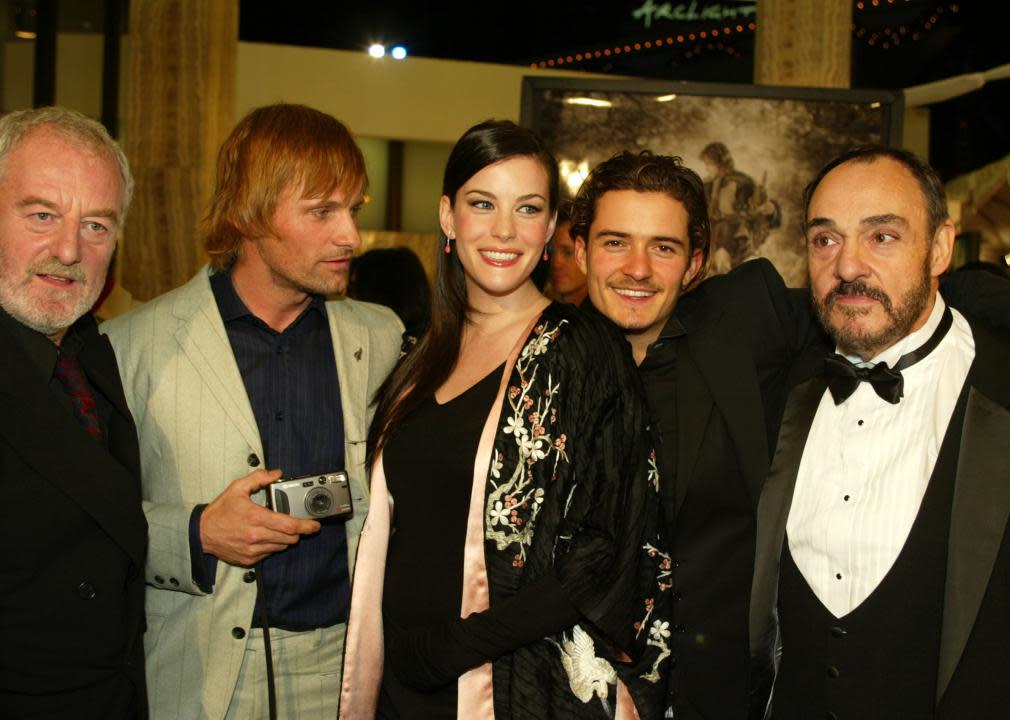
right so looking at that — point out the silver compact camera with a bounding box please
[268,471,353,520]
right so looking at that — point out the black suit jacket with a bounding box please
[0,312,148,719]
[750,316,1010,719]
[648,259,826,720]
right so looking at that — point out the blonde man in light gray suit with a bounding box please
[103,104,403,719]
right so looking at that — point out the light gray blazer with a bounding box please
[102,266,403,720]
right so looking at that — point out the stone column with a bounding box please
[754,0,852,88]
[121,0,237,300]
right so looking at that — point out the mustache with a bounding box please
[825,280,892,311]
[28,259,87,284]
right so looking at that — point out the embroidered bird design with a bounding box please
[551,625,618,714]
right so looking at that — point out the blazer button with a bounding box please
[232,627,246,639]
[827,665,840,679]
[77,581,97,600]
[830,626,847,639]
[248,453,260,467]
[169,577,179,587]
[154,575,165,585]
[243,570,257,583]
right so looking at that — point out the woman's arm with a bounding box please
[385,571,580,690]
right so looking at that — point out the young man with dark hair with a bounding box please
[573,150,821,719]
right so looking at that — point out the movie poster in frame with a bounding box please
[521,77,903,285]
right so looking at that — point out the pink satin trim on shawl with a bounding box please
[615,679,640,719]
[339,458,393,718]
[457,312,545,719]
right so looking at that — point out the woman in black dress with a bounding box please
[341,121,672,719]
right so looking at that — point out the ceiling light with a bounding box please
[368,44,385,58]
[655,94,677,102]
[391,46,407,60]
[559,159,591,196]
[565,97,612,108]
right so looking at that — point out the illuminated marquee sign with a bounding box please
[631,0,758,29]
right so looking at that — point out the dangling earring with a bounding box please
[542,243,550,262]
[444,234,453,255]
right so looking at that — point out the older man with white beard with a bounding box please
[0,107,147,719]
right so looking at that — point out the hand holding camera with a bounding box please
[200,468,321,567]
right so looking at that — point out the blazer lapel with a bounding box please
[326,300,370,446]
[936,386,1010,702]
[78,317,133,424]
[676,309,769,516]
[749,374,826,655]
[673,349,713,517]
[172,270,262,452]
[0,347,147,566]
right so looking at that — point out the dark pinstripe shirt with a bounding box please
[192,270,350,630]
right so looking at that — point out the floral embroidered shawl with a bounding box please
[341,303,672,719]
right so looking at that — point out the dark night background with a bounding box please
[238,0,1009,183]
[11,1,1005,183]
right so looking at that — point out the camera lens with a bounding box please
[304,487,333,517]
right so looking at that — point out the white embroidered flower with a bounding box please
[533,488,545,506]
[490,455,503,479]
[518,434,535,455]
[528,334,551,356]
[530,438,549,461]
[649,620,671,641]
[504,416,527,437]
[488,501,511,527]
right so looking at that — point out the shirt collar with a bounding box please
[0,304,84,381]
[210,268,327,326]
[843,294,947,368]
[656,312,687,342]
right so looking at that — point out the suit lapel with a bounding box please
[172,270,262,452]
[0,333,146,566]
[937,387,1010,701]
[749,375,826,654]
[78,316,133,423]
[326,300,369,445]
[675,307,769,516]
[673,350,713,516]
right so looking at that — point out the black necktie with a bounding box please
[824,305,953,405]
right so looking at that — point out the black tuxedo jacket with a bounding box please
[652,259,826,720]
[750,317,1010,719]
[0,312,148,719]
[655,262,1009,719]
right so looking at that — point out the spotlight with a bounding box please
[391,46,407,60]
[368,43,385,58]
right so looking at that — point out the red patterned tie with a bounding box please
[53,353,105,442]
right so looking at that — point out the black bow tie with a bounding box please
[824,305,953,405]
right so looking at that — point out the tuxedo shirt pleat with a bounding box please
[787,297,974,617]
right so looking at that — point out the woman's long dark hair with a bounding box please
[367,120,559,464]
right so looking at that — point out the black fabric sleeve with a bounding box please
[188,504,217,593]
[384,571,580,691]
[942,269,1010,332]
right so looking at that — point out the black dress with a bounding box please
[378,365,503,717]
